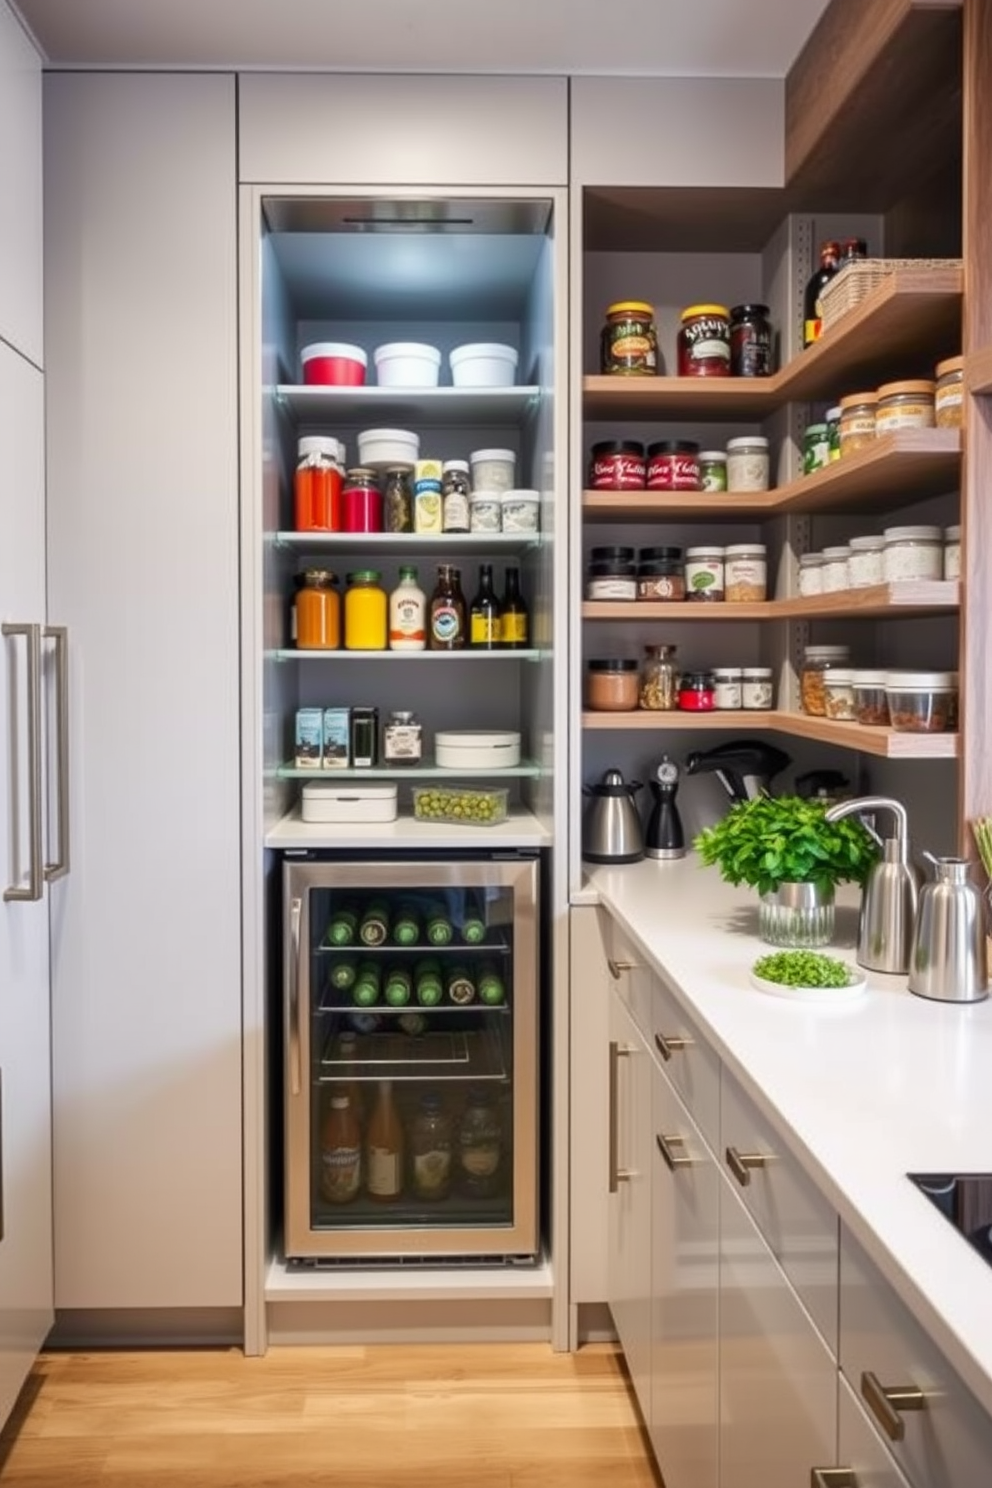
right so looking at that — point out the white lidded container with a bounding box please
[434,729,521,770]
[882,524,943,582]
[301,782,398,823]
[821,545,851,592]
[450,343,518,388]
[847,534,885,588]
[373,342,441,388]
[356,427,420,470]
[470,448,516,491]
[500,490,540,533]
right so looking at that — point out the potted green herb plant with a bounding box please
[693,794,878,947]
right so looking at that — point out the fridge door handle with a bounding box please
[288,896,303,1097]
[44,625,70,882]
[2,622,43,903]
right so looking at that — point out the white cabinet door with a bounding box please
[832,1375,912,1488]
[0,344,53,1421]
[607,990,653,1423]
[0,2,42,366]
[650,1065,719,1488]
[720,1177,837,1488]
[569,905,611,1303]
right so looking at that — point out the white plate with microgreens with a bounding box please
[749,949,867,1003]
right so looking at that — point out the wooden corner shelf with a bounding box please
[582,375,774,422]
[583,582,957,624]
[966,343,992,395]
[581,710,959,760]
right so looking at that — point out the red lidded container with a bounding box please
[589,440,646,491]
[678,672,716,711]
[647,441,701,491]
[677,304,731,377]
[342,467,383,533]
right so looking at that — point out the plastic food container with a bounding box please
[801,644,851,716]
[726,436,770,492]
[500,490,540,533]
[798,553,825,596]
[300,342,367,386]
[301,782,398,824]
[724,544,767,602]
[373,342,441,388]
[882,525,943,582]
[356,427,420,470]
[412,785,509,826]
[470,448,516,491]
[821,545,851,592]
[589,440,646,491]
[469,493,502,533]
[885,671,958,733]
[741,667,773,710]
[434,730,521,770]
[449,343,518,388]
[684,546,725,601]
[848,535,885,588]
[587,659,639,710]
[851,670,890,726]
[823,668,856,721]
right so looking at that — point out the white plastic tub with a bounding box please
[356,427,420,469]
[301,782,398,823]
[435,730,521,770]
[470,448,516,491]
[450,343,518,388]
[373,342,441,388]
[500,490,540,533]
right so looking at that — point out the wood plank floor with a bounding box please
[0,1342,660,1487]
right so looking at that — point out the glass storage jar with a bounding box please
[587,658,639,711]
[724,544,767,602]
[344,569,388,649]
[801,644,851,716]
[798,553,825,596]
[875,379,936,433]
[295,435,343,532]
[589,440,646,491]
[944,524,961,580]
[586,555,637,601]
[882,525,943,582]
[698,451,728,492]
[636,549,685,601]
[838,392,877,455]
[684,546,725,601]
[639,645,680,711]
[647,441,701,491]
[342,467,383,533]
[441,460,471,533]
[677,304,731,376]
[726,436,770,492]
[851,670,890,726]
[935,356,964,428]
[383,466,414,533]
[847,534,885,588]
[601,301,658,376]
[678,671,716,711]
[885,671,957,733]
[823,668,856,721]
[821,545,851,592]
[729,303,772,377]
[712,667,743,709]
[296,569,341,650]
[741,667,774,710]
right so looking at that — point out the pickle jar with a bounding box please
[295,569,340,650]
[383,466,413,533]
[600,301,658,376]
[639,644,679,711]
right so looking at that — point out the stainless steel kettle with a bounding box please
[824,796,919,974]
[908,856,989,1003]
[582,770,644,864]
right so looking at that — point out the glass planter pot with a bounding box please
[759,881,836,947]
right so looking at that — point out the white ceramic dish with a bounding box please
[434,729,521,770]
[301,782,398,824]
[450,343,518,388]
[749,966,867,1002]
[356,427,420,470]
[373,341,441,388]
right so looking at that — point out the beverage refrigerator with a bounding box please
[282,849,540,1262]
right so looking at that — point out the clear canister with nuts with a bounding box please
[724,544,768,602]
[801,644,852,716]
[639,645,680,711]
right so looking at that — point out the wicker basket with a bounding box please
[818,257,963,332]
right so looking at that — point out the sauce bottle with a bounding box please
[429,564,467,650]
[366,1079,404,1202]
[803,240,841,348]
[389,565,427,651]
[469,563,502,649]
[500,566,530,650]
[320,1092,362,1204]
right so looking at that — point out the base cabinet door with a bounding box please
[607,990,652,1422]
[827,1376,912,1488]
[650,1065,718,1488]
[720,1177,837,1488]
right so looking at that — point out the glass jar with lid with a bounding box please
[826,406,842,462]
[441,460,471,533]
[382,710,422,766]
[823,668,856,721]
[838,392,877,455]
[798,553,825,597]
[295,435,343,532]
[639,644,679,711]
[600,301,658,376]
[935,356,964,428]
[724,544,767,602]
[726,436,770,492]
[821,545,851,593]
[342,467,383,533]
[851,670,889,726]
[848,535,885,588]
[677,304,731,377]
[587,659,639,711]
[296,569,341,650]
[383,466,414,533]
[712,667,742,709]
[344,569,388,650]
[684,546,725,601]
[678,671,716,711]
[882,525,943,582]
[875,379,936,434]
[801,644,851,716]
[803,423,830,475]
[741,667,774,710]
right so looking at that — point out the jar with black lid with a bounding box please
[586,559,637,601]
[589,440,646,491]
[637,547,685,602]
[590,545,636,565]
[729,304,772,377]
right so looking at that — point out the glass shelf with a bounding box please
[317,1023,507,1083]
[279,757,541,781]
[275,383,542,426]
[270,531,541,557]
[269,648,541,662]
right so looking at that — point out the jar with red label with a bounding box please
[647,441,701,491]
[342,467,383,533]
[678,671,716,711]
[677,304,731,377]
[589,440,646,491]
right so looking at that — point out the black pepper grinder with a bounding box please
[645,755,685,861]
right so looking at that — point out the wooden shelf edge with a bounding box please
[966,344,992,395]
[581,711,959,758]
[583,582,957,623]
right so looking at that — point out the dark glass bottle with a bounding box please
[429,564,467,650]
[803,240,841,349]
[839,237,868,266]
[469,564,502,650]
[500,566,530,650]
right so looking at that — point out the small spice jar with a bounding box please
[677,304,731,377]
[944,524,961,581]
[741,667,774,710]
[586,547,637,601]
[821,545,851,593]
[851,670,890,727]
[589,440,646,491]
[826,406,842,462]
[469,492,502,533]
[724,544,768,602]
[678,671,716,711]
[636,548,685,601]
[935,356,964,428]
[646,441,701,491]
[838,392,878,455]
[801,644,851,716]
[587,659,640,711]
[712,667,743,709]
[382,710,423,766]
[639,644,680,711]
[882,525,943,582]
[823,668,856,721]
[296,569,341,650]
[601,301,658,376]
[726,435,770,492]
[729,304,772,377]
[798,553,825,597]
[342,467,383,533]
[876,379,936,433]
[848,534,885,588]
[698,451,728,492]
[684,545,725,601]
[803,422,830,475]
[441,460,471,533]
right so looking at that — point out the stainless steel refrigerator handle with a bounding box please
[44,625,70,882]
[3,623,43,903]
[289,897,303,1097]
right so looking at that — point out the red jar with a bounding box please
[342,467,383,533]
[589,440,646,491]
[677,304,731,377]
[647,441,701,491]
[678,671,716,711]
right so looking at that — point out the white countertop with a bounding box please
[584,855,992,1418]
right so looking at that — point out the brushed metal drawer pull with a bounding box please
[725,1145,768,1186]
[607,958,637,980]
[654,1031,692,1062]
[608,1041,635,1193]
[861,1370,925,1441]
[810,1471,857,1488]
[656,1132,693,1172]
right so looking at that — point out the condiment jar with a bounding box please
[798,553,825,597]
[944,524,961,581]
[698,451,728,492]
[821,545,851,593]
[295,435,342,532]
[848,534,885,588]
[636,548,685,601]
[469,492,502,533]
[343,569,387,650]
[342,467,383,533]
[882,525,943,582]
[712,667,742,709]
[724,544,767,602]
[684,546,725,601]
[726,435,770,492]
[823,668,856,721]
[646,441,700,491]
[875,379,936,433]
[441,460,471,533]
[838,392,877,455]
[678,671,716,711]
[500,490,540,533]
[741,667,774,710]
[382,710,423,766]
[296,569,341,650]
[589,440,646,491]
[639,645,679,711]
[601,301,658,376]
[587,659,639,711]
[803,422,830,475]
[586,550,637,600]
[801,644,851,716]
[729,304,772,377]
[935,356,964,428]
[677,304,731,376]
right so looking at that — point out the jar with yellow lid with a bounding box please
[935,355,964,428]
[600,301,657,376]
[838,392,878,455]
[875,379,936,434]
[344,569,387,650]
[677,304,731,377]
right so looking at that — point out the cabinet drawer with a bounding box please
[839,1224,992,1488]
[828,1373,912,1488]
[721,1070,838,1352]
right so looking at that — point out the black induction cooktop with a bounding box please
[909,1173,992,1265]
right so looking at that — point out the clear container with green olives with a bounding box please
[411,786,508,826]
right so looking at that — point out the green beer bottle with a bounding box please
[352,961,382,1008]
[359,899,391,947]
[384,965,413,1007]
[446,964,476,1006]
[415,957,444,1007]
[424,900,454,947]
[477,963,506,1006]
[392,903,421,946]
[328,957,358,992]
[459,895,487,945]
[325,902,359,947]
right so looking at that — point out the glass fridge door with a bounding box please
[283,855,539,1260]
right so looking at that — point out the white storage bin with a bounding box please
[301,782,398,824]
[434,729,521,770]
[450,342,518,388]
[373,342,441,388]
[356,427,420,470]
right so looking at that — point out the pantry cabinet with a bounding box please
[606,990,653,1416]
[0,0,43,366]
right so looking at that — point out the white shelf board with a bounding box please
[265,1254,553,1303]
[271,531,541,557]
[270,648,541,662]
[276,383,542,425]
[265,806,552,850]
[277,757,542,780]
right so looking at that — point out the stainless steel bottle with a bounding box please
[908,857,989,1003]
[824,796,919,974]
